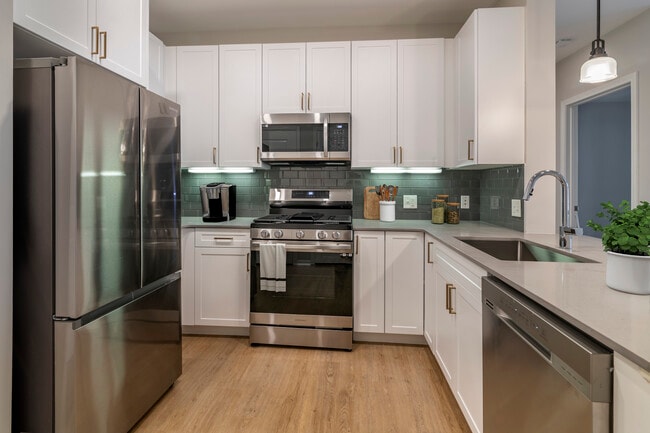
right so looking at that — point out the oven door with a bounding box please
[250,240,353,328]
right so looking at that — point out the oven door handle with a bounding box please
[251,241,353,254]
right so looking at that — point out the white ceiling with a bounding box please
[150,0,650,61]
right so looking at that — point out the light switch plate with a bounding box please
[460,195,470,209]
[403,195,417,209]
[511,199,522,217]
[490,196,500,210]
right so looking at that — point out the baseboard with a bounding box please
[182,325,250,337]
[353,332,427,345]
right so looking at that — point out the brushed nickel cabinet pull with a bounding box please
[427,242,434,264]
[449,284,457,315]
[99,31,107,59]
[257,146,261,164]
[246,253,250,272]
[468,139,475,161]
[212,147,217,165]
[355,235,359,255]
[300,92,304,111]
[213,237,234,241]
[393,146,397,164]
[307,92,311,111]
[91,26,100,55]
[400,146,404,164]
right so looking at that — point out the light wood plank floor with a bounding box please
[131,336,471,433]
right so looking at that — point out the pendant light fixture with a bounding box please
[580,0,617,83]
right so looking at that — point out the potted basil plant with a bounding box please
[587,200,650,295]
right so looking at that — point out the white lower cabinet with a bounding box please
[181,228,250,329]
[614,352,650,433]
[353,230,423,335]
[433,243,486,433]
[424,234,436,353]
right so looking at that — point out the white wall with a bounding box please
[158,23,460,45]
[557,9,650,203]
[0,0,12,431]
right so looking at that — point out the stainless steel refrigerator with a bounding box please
[13,56,182,433]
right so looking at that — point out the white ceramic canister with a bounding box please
[379,201,396,222]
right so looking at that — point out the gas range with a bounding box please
[251,189,353,242]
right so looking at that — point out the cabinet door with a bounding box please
[219,44,262,167]
[353,231,385,333]
[385,232,424,335]
[262,43,305,113]
[96,0,148,85]
[177,46,219,167]
[14,0,96,59]
[434,266,457,384]
[424,235,436,352]
[456,283,483,433]
[397,39,445,167]
[351,40,397,168]
[194,247,250,327]
[163,46,177,102]
[614,352,650,433]
[180,228,195,326]
[148,33,165,96]
[455,12,477,167]
[306,41,351,112]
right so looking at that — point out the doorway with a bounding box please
[560,74,638,238]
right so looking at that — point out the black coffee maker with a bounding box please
[200,183,236,222]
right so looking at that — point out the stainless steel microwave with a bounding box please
[260,113,350,163]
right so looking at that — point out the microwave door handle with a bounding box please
[323,114,329,158]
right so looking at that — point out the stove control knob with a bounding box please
[260,230,271,239]
[296,230,305,239]
[273,230,284,239]
[332,231,342,240]
[317,231,328,240]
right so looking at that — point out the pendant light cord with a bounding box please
[597,0,601,40]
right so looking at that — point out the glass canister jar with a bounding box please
[436,194,449,222]
[431,199,445,224]
[446,202,460,224]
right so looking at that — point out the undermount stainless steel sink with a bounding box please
[456,237,596,263]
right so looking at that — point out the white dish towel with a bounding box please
[260,243,286,292]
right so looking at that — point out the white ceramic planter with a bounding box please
[606,251,650,295]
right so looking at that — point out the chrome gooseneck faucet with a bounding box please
[522,169,583,249]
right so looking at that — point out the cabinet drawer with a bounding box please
[195,229,250,248]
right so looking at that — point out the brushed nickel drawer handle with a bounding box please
[448,284,457,315]
[355,235,359,255]
[427,242,434,264]
[213,237,234,241]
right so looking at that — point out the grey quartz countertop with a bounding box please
[182,215,650,369]
[181,216,257,229]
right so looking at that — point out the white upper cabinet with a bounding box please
[263,42,350,113]
[306,42,351,112]
[397,39,445,167]
[163,46,177,102]
[15,0,149,86]
[176,46,219,167]
[219,44,263,167]
[351,39,445,168]
[351,40,397,167]
[452,7,525,167]
[148,33,165,96]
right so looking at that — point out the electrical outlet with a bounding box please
[490,196,500,210]
[403,195,417,209]
[460,195,470,209]
[511,199,522,217]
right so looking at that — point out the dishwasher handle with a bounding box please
[494,307,552,364]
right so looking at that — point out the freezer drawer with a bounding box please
[54,279,181,433]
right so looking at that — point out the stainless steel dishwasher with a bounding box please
[482,276,612,433]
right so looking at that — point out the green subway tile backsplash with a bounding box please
[182,164,525,231]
